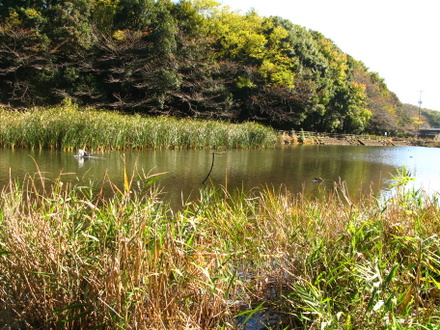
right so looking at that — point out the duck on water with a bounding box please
[74,149,105,160]
[77,149,90,158]
[74,149,105,167]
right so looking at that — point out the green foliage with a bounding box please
[0,105,277,150]
[113,0,154,30]
[149,0,178,59]
[46,0,96,51]
[92,0,120,34]
[0,0,406,133]
[389,166,415,190]
[422,108,440,127]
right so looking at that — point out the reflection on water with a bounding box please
[1,145,439,208]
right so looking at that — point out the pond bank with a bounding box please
[277,131,439,147]
[3,105,439,151]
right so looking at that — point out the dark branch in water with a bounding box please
[202,152,215,185]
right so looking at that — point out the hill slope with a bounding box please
[0,0,416,134]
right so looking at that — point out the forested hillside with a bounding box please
[401,103,440,129]
[0,0,413,133]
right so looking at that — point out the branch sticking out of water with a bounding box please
[201,151,226,185]
[202,152,215,185]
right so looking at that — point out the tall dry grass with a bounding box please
[1,169,439,329]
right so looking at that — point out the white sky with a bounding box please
[219,0,440,111]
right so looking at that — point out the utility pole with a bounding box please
[418,90,423,120]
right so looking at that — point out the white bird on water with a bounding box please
[77,149,90,158]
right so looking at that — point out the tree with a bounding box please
[0,0,407,134]
[114,0,154,31]
[349,59,403,134]
[91,0,120,35]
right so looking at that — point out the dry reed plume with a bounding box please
[1,169,440,329]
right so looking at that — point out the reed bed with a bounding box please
[1,170,440,329]
[0,104,276,150]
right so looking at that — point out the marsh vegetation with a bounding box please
[0,104,276,151]
[1,167,439,329]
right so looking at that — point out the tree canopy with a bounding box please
[0,0,412,133]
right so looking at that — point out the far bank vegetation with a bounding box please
[0,0,434,135]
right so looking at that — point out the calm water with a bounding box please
[1,145,439,207]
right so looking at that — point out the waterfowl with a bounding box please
[77,149,90,158]
[312,177,323,183]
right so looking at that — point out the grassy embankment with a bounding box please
[1,166,439,329]
[0,104,276,150]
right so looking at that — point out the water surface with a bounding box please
[1,145,439,207]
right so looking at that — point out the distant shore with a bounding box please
[277,131,440,147]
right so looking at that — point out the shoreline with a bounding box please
[277,131,440,147]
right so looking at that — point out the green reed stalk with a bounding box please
[0,104,276,151]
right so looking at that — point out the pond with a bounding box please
[1,145,439,208]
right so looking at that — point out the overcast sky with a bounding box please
[219,0,439,111]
